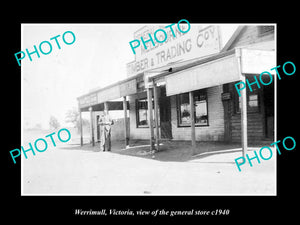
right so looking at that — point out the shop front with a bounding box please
[77,25,275,156]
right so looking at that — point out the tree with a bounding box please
[49,116,60,130]
[65,108,79,128]
[65,108,89,133]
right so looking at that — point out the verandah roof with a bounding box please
[77,47,275,110]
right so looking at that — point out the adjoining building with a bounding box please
[77,25,275,156]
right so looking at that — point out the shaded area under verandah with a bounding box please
[62,137,266,163]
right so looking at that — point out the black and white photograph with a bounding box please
[20,23,277,196]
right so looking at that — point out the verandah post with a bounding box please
[189,91,196,155]
[146,87,155,151]
[89,106,95,147]
[123,96,129,148]
[240,75,248,157]
[78,105,83,146]
[153,84,160,151]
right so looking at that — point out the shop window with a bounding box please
[177,90,208,127]
[178,93,190,125]
[136,97,156,128]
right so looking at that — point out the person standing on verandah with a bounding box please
[98,108,114,152]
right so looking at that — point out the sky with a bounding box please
[21,23,238,129]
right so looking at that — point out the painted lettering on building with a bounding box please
[129,19,191,55]
[127,24,221,77]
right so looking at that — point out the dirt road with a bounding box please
[21,142,276,195]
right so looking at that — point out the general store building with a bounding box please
[77,25,275,155]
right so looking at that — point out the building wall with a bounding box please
[128,92,151,140]
[128,85,225,141]
[225,25,275,143]
[228,26,274,49]
[227,82,265,143]
[231,113,264,143]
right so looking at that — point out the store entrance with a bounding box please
[96,115,100,142]
[159,86,172,139]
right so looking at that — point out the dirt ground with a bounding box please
[21,129,276,195]
[64,136,263,162]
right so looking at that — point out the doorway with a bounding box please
[263,81,274,139]
[96,115,100,142]
[159,86,172,139]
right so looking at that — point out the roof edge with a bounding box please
[221,26,246,52]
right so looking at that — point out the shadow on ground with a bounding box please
[59,139,261,162]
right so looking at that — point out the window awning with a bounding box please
[163,47,275,96]
[77,47,275,109]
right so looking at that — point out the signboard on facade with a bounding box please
[78,93,98,108]
[119,79,137,96]
[239,48,276,74]
[127,25,221,77]
[97,85,120,104]
[221,92,232,101]
[78,79,138,108]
